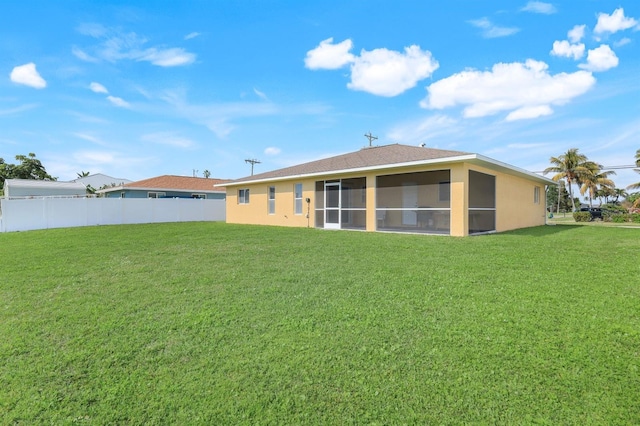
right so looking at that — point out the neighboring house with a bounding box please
[71,173,132,190]
[96,175,230,199]
[3,179,87,198]
[220,143,555,237]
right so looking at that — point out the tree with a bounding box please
[612,188,628,204]
[0,153,55,192]
[544,148,592,212]
[77,171,90,178]
[203,169,211,179]
[627,149,640,191]
[546,181,571,213]
[579,162,616,208]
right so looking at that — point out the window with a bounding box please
[191,193,206,199]
[238,189,250,204]
[294,183,303,215]
[534,186,540,204]
[148,192,166,198]
[268,186,275,214]
[439,181,450,202]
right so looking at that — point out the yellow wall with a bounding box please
[225,162,548,235]
[226,180,314,228]
[466,164,547,233]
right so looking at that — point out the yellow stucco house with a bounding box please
[219,144,555,236]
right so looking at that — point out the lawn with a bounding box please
[1,223,639,424]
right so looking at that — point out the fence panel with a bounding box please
[0,197,226,232]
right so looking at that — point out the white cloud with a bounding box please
[89,82,109,94]
[505,105,553,121]
[76,23,107,38]
[73,133,103,144]
[594,8,638,34]
[521,1,557,14]
[348,45,439,97]
[72,46,99,63]
[159,89,279,138]
[10,63,47,89]
[75,25,196,67]
[550,40,585,60]
[387,114,459,145]
[468,18,520,38]
[107,96,131,108]
[304,38,355,70]
[141,132,195,148]
[421,59,596,121]
[615,38,631,47]
[184,32,200,40]
[253,88,268,101]
[579,44,619,72]
[0,104,39,116]
[73,151,116,164]
[568,24,586,43]
[138,47,196,67]
[264,147,281,156]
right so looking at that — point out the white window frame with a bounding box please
[268,186,276,214]
[148,192,166,198]
[238,188,250,204]
[294,183,303,215]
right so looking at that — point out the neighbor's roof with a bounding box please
[96,175,231,194]
[221,144,555,186]
[5,179,86,190]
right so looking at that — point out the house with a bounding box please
[96,175,230,199]
[3,179,87,198]
[70,173,132,190]
[219,144,556,236]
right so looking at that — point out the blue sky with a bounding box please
[2,1,640,192]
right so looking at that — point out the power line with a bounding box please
[535,164,637,174]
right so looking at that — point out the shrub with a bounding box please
[632,213,640,223]
[611,213,630,223]
[573,212,592,222]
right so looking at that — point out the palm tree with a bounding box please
[612,188,628,204]
[579,163,616,208]
[544,148,591,212]
[77,171,90,178]
[627,149,640,191]
[203,169,211,179]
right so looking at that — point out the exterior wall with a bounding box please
[226,180,315,228]
[467,164,547,233]
[225,161,548,235]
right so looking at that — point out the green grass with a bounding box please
[1,223,639,424]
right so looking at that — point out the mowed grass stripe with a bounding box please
[1,223,639,423]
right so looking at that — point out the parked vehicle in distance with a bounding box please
[580,207,603,220]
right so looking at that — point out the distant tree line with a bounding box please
[544,148,640,211]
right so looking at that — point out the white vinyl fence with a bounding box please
[0,197,225,232]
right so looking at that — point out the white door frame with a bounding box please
[324,181,341,229]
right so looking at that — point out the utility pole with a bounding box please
[364,132,378,147]
[245,158,261,175]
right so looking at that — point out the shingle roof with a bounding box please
[97,175,231,193]
[227,144,472,184]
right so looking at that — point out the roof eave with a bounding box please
[219,153,556,187]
